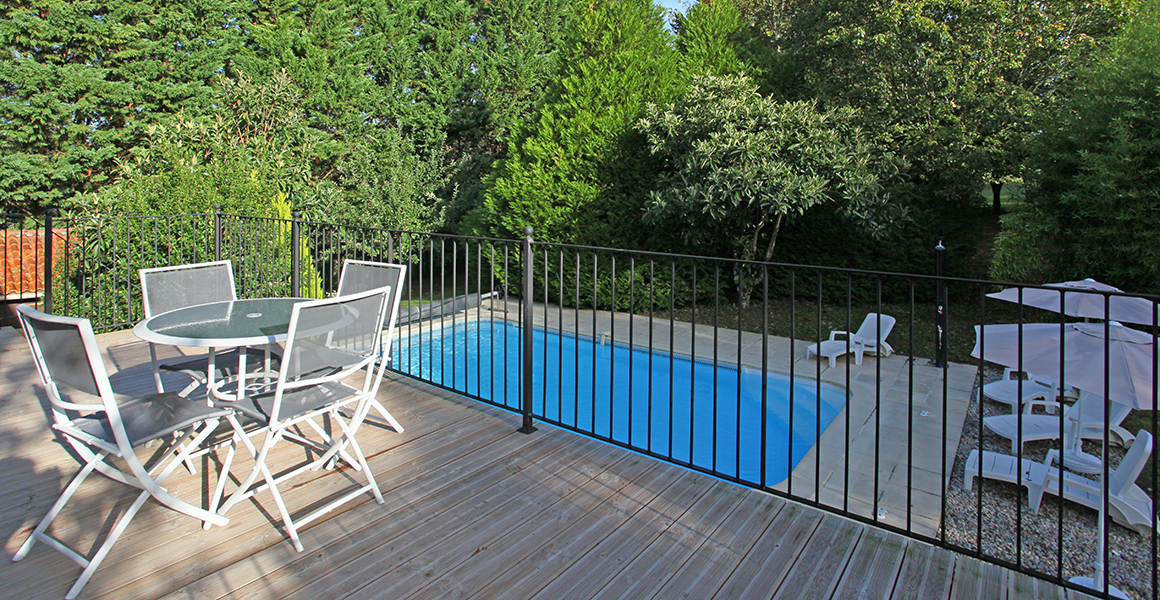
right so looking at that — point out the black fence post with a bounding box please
[291,210,301,298]
[214,205,223,261]
[933,237,948,368]
[42,209,56,314]
[519,226,537,434]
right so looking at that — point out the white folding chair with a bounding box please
[139,259,268,395]
[12,305,230,600]
[335,259,407,432]
[213,286,393,552]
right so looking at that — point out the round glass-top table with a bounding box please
[134,298,309,347]
[135,298,310,400]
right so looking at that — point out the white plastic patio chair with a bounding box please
[11,305,230,599]
[806,313,896,368]
[983,390,1134,455]
[213,285,393,552]
[335,259,408,432]
[140,260,269,396]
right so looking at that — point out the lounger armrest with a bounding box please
[1001,368,1025,380]
[1021,398,1062,414]
[827,331,852,342]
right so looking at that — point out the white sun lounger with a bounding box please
[963,431,1156,536]
[807,313,896,368]
[981,368,1078,414]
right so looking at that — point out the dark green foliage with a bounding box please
[675,0,777,92]
[993,1,1160,291]
[638,74,903,305]
[474,0,683,247]
[93,72,329,218]
[0,0,249,211]
[232,1,372,162]
[444,0,571,231]
[330,124,449,233]
[781,0,1133,209]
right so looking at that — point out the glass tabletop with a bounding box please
[135,298,309,347]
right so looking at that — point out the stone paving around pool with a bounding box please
[416,298,977,538]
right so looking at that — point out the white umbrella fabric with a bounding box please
[972,322,1158,410]
[972,321,1158,597]
[987,278,1159,326]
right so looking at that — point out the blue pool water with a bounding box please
[392,320,846,485]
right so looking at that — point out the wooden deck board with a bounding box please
[586,481,746,600]
[772,514,863,599]
[648,491,784,599]
[711,501,824,599]
[892,539,955,600]
[0,328,1074,599]
[833,526,908,600]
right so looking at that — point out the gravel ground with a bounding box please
[944,370,1156,599]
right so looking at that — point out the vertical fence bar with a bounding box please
[760,265,769,489]
[290,211,301,298]
[519,226,537,434]
[214,205,222,261]
[42,209,55,314]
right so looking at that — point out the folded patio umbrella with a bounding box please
[987,278,1159,326]
[972,321,1159,597]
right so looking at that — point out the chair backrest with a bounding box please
[336,260,408,356]
[270,286,392,422]
[17,304,112,415]
[854,313,896,345]
[1072,390,1132,428]
[1110,430,1153,496]
[139,260,237,318]
[15,305,137,459]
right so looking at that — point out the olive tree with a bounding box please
[637,74,901,305]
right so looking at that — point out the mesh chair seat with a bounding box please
[226,380,359,423]
[71,391,231,448]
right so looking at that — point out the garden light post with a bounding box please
[933,237,948,368]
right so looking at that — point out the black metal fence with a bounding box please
[9,210,1159,599]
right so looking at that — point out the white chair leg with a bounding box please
[367,399,405,433]
[65,489,152,599]
[207,434,238,530]
[13,453,106,562]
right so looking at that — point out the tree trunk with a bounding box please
[736,214,783,310]
[992,181,1003,212]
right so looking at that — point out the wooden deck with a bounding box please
[0,328,1085,600]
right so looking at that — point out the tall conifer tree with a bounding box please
[0,0,249,210]
[476,0,682,245]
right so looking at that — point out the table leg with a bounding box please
[236,351,248,401]
[205,347,218,404]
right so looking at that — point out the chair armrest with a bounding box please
[1002,368,1032,381]
[1021,398,1062,414]
[828,331,852,342]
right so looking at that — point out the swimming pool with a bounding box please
[391,319,846,485]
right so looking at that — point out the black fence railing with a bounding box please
[8,211,1159,599]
